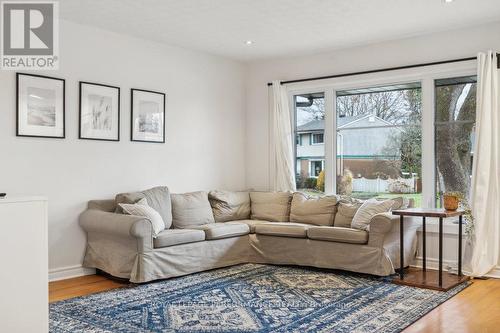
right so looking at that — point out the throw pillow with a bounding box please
[333,202,362,228]
[171,191,215,228]
[209,190,251,222]
[378,196,410,210]
[115,192,144,213]
[289,192,338,226]
[119,198,165,237]
[115,186,172,229]
[351,198,394,230]
[250,192,292,222]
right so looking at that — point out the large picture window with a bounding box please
[294,92,325,194]
[335,83,422,207]
[435,76,477,206]
[289,62,476,209]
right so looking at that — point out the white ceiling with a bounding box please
[60,0,500,62]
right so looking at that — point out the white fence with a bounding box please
[352,177,416,193]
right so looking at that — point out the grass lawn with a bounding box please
[296,189,422,207]
[351,192,422,207]
[298,189,324,197]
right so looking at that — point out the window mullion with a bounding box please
[421,78,435,208]
[324,89,335,194]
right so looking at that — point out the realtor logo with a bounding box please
[1,1,59,70]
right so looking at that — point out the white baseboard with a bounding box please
[484,266,500,279]
[412,256,455,271]
[48,261,498,282]
[412,257,500,279]
[49,265,95,282]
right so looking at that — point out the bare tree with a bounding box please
[435,83,476,196]
[297,97,325,121]
[299,89,421,125]
[373,89,422,179]
[336,90,415,123]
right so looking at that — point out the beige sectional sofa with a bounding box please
[79,187,418,283]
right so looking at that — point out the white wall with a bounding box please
[0,20,247,279]
[245,21,500,190]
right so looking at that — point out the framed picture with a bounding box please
[16,73,65,138]
[130,88,165,143]
[79,82,120,141]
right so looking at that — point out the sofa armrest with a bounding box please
[367,212,398,247]
[370,212,397,234]
[79,209,153,252]
[375,213,419,269]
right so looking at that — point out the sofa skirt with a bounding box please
[84,229,417,283]
[249,234,395,276]
[137,236,252,283]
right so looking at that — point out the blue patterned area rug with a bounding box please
[50,264,468,332]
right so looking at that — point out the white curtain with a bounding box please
[469,51,500,276]
[270,81,296,191]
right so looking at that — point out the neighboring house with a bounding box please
[296,114,401,178]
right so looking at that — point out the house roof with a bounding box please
[296,114,370,132]
[296,119,324,132]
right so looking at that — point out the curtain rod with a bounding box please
[266,54,499,86]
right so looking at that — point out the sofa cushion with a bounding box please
[88,199,116,212]
[351,198,394,231]
[334,202,362,228]
[289,192,338,226]
[250,192,292,222]
[233,219,269,233]
[171,191,215,228]
[115,186,172,229]
[307,226,368,244]
[209,190,251,222]
[115,192,143,212]
[188,222,249,240]
[254,222,311,238]
[153,229,206,248]
[119,198,165,237]
[376,196,410,210]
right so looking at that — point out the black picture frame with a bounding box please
[16,73,66,139]
[130,88,166,143]
[79,81,121,142]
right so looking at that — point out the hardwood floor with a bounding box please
[403,278,500,333]
[49,275,500,332]
[49,275,127,303]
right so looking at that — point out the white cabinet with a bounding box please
[0,196,48,333]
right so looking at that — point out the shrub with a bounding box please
[304,177,317,189]
[388,179,411,194]
[316,170,325,192]
[295,174,304,189]
[337,169,353,195]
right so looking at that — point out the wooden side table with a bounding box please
[392,208,469,291]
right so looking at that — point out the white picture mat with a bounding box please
[132,90,165,142]
[18,75,64,137]
[80,84,119,140]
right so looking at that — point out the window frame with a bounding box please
[311,132,324,145]
[296,133,302,146]
[433,76,477,206]
[288,60,476,207]
[309,159,325,177]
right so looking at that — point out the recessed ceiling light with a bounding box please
[245,40,253,45]
[443,0,454,3]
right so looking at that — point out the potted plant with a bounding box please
[438,191,475,237]
[443,191,460,211]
